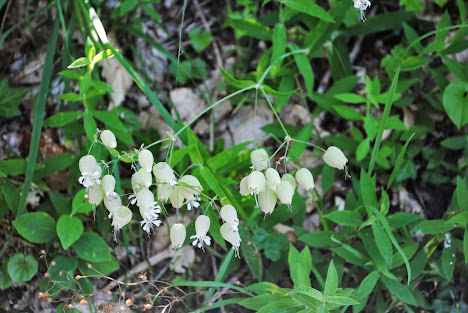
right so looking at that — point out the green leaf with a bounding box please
[0,159,27,176]
[356,138,370,162]
[189,27,212,52]
[412,220,454,235]
[247,282,288,295]
[333,93,366,104]
[387,133,414,189]
[271,23,286,75]
[92,49,113,65]
[332,104,364,121]
[0,264,12,290]
[283,0,334,23]
[239,294,292,310]
[456,176,468,211]
[443,80,468,128]
[257,300,304,313]
[380,276,416,305]
[228,17,272,40]
[442,243,456,281]
[324,210,362,227]
[13,212,56,243]
[7,253,38,283]
[58,70,82,80]
[372,222,393,266]
[299,231,341,248]
[73,232,111,263]
[324,260,338,297]
[288,244,312,288]
[44,111,82,127]
[360,169,377,207]
[290,44,314,96]
[0,79,29,118]
[34,153,75,179]
[356,271,380,300]
[219,67,256,89]
[78,257,119,276]
[68,57,90,68]
[325,295,359,305]
[289,286,324,302]
[57,215,84,249]
[59,93,82,102]
[72,189,94,215]
[400,0,423,12]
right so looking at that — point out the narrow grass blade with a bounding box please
[17,18,60,216]
[387,133,415,189]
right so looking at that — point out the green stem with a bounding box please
[260,87,289,138]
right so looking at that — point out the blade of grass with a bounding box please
[17,18,60,216]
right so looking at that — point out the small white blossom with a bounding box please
[220,223,241,258]
[78,155,102,188]
[353,0,371,21]
[190,215,212,251]
[170,223,186,249]
[102,174,118,198]
[265,168,281,190]
[247,171,265,195]
[100,130,117,149]
[138,149,154,173]
[250,149,270,171]
[186,195,201,211]
[295,168,315,191]
[220,204,239,232]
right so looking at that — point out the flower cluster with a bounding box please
[239,146,348,216]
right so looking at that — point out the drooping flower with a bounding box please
[112,206,132,241]
[179,175,203,199]
[169,187,185,209]
[323,146,350,178]
[129,169,152,204]
[281,173,296,190]
[88,183,104,206]
[136,188,162,235]
[102,174,118,198]
[220,223,241,258]
[153,162,176,186]
[220,204,239,231]
[170,223,186,249]
[247,171,265,196]
[239,176,250,196]
[258,188,277,216]
[190,215,211,250]
[265,168,281,190]
[353,0,371,21]
[250,149,270,171]
[138,149,154,173]
[277,180,294,209]
[104,194,122,218]
[157,183,172,202]
[78,155,102,188]
[295,168,315,191]
[100,130,117,149]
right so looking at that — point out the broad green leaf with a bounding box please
[60,92,82,102]
[34,153,75,179]
[288,244,311,287]
[443,80,468,128]
[299,231,341,248]
[356,139,370,162]
[360,169,377,207]
[324,210,362,227]
[332,105,364,121]
[456,176,468,211]
[228,17,272,40]
[257,300,304,313]
[283,0,334,23]
[57,215,83,249]
[72,189,94,215]
[356,271,380,300]
[7,253,38,283]
[412,220,454,235]
[333,93,366,104]
[58,70,82,80]
[271,23,286,75]
[207,142,249,170]
[49,191,72,215]
[0,264,11,290]
[13,212,56,243]
[44,111,81,127]
[78,257,119,276]
[239,294,291,310]
[325,295,359,305]
[380,276,416,305]
[446,212,468,224]
[68,57,90,68]
[372,222,393,266]
[324,260,338,297]
[0,159,27,176]
[290,44,314,96]
[247,282,288,295]
[219,67,256,89]
[189,27,212,52]
[83,110,97,141]
[0,79,29,118]
[442,243,455,281]
[73,232,111,263]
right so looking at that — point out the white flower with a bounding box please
[153,162,176,185]
[186,196,201,211]
[247,171,265,195]
[220,204,239,232]
[78,155,102,188]
[323,146,350,178]
[258,188,277,216]
[295,168,315,191]
[190,215,211,251]
[100,130,117,148]
[276,180,294,208]
[265,168,281,190]
[239,176,250,196]
[353,0,371,21]
[136,188,162,235]
[88,183,104,206]
[112,206,132,241]
[138,149,154,173]
[220,223,241,258]
[169,187,185,209]
[250,149,270,171]
[102,174,118,198]
[179,175,203,199]
[104,194,122,218]
[281,173,296,190]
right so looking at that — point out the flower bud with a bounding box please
[153,162,176,185]
[78,155,102,188]
[112,206,132,229]
[88,184,104,205]
[247,171,265,195]
[277,181,294,206]
[239,176,249,196]
[104,195,122,216]
[157,183,172,202]
[195,215,210,236]
[220,223,241,257]
[323,146,348,170]
[138,149,154,172]
[102,175,116,197]
[170,223,186,249]
[295,168,314,191]
[265,168,281,190]
[100,130,117,148]
[250,149,269,171]
[179,175,202,199]
[169,187,185,209]
[281,173,296,190]
[258,188,277,216]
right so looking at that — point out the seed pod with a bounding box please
[157,184,172,202]
[220,204,238,225]
[170,223,186,249]
[112,206,132,229]
[281,173,296,190]
[102,175,116,196]
[153,162,176,184]
[277,181,294,206]
[295,168,314,191]
[195,215,210,237]
[179,175,202,199]
[88,183,104,205]
[169,187,184,209]
[323,146,348,170]
[138,149,154,173]
[247,171,265,195]
[258,188,277,216]
[100,130,117,148]
[239,176,249,196]
[265,168,281,190]
[104,194,122,216]
[220,223,241,257]
[250,149,269,171]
